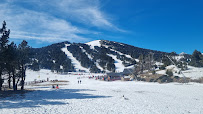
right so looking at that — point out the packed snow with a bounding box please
[79,46,93,60]
[61,44,90,72]
[95,61,104,71]
[107,54,125,72]
[0,69,203,114]
[85,40,101,49]
[103,44,139,62]
[109,48,132,59]
[79,46,104,71]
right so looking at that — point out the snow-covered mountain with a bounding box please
[29,40,189,73]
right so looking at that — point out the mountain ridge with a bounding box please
[29,40,189,73]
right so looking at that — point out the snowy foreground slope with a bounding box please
[1,70,203,114]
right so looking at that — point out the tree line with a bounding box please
[0,21,30,91]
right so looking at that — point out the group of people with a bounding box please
[78,80,82,84]
[52,84,59,89]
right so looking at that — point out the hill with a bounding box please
[29,40,190,73]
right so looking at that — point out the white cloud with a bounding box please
[8,0,122,30]
[0,0,125,44]
[0,3,91,43]
[54,0,125,31]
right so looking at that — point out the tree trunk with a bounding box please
[21,65,25,90]
[16,77,20,90]
[0,76,2,91]
[12,69,17,91]
[8,72,11,88]
[0,69,2,91]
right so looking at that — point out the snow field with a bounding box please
[0,70,203,114]
[156,65,203,79]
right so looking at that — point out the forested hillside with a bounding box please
[28,40,195,73]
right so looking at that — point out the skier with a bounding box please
[78,80,79,84]
[80,80,81,84]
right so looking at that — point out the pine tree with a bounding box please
[189,50,203,67]
[5,42,18,89]
[0,21,10,91]
[18,40,30,90]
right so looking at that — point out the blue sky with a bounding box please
[0,0,203,54]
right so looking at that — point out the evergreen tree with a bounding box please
[0,21,10,91]
[30,59,40,71]
[5,42,18,89]
[189,50,203,67]
[18,40,30,90]
[162,56,171,67]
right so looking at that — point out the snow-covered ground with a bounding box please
[85,40,101,49]
[107,54,125,72]
[1,70,203,114]
[156,65,203,79]
[182,66,203,79]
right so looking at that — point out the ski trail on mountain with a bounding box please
[79,46,104,71]
[79,46,93,60]
[61,44,89,72]
[103,44,139,62]
[85,40,101,49]
[107,54,125,72]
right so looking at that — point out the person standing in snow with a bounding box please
[80,80,81,84]
[56,85,59,89]
[78,80,79,84]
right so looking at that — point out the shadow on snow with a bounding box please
[0,89,111,109]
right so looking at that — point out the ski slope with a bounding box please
[85,40,101,49]
[61,44,90,72]
[79,46,104,71]
[107,54,125,72]
[0,70,203,114]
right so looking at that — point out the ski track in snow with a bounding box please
[95,61,104,71]
[107,54,125,72]
[79,46,104,71]
[110,48,132,59]
[1,70,203,114]
[104,44,139,62]
[86,40,138,72]
[61,44,89,72]
[79,46,93,60]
